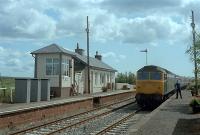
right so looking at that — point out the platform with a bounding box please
[0,89,133,116]
[129,90,200,135]
[0,89,134,134]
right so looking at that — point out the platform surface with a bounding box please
[129,90,200,135]
[0,89,133,116]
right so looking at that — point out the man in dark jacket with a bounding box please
[175,80,182,99]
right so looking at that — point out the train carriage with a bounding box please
[135,65,187,108]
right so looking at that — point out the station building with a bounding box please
[31,43,116,98]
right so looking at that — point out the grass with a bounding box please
[0,77,15,103]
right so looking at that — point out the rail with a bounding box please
[95,108,141,135]
[10,97,135,135]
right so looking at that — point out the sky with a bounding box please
[0,0,199,77]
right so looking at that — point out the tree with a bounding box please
[115,72,136,84]
[186,34,200,95]
[186,38,200,74]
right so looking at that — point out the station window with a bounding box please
[62,59,70,76]
[100,73,105,84]
[95,73,98,85]
[107,74,109,83]
[46,58,59,75]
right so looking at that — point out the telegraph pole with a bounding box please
[86,16,90,94]
[140,49,148,66]
[191,10,198,95]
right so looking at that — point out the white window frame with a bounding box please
[46,58,59,75]
[62,59,70,76]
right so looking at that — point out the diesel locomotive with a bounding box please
[135,65,189,107]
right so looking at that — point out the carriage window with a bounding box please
[150,72,162,80]
[164,74,167,80]
[137,72,149,80]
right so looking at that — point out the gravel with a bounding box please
[62,103,139,135]
[24,99,135,135]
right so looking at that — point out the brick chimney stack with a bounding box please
[95,51,102,61]
[75,43,84,55]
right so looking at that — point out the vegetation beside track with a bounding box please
[0,76,15,103]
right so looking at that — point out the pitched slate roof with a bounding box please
[75,53,117,72]
[31,44,117,72]
[31,43,75,56]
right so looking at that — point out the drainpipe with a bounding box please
[32,54,37,78]
[59,53,62,90]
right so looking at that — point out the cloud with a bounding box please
[0,0,56,40]
[0,46,33,76]
[6,59,21,67]
[119,55,126,59]
[101,0,182,15]
[102,51,126,63]
[0,0,197,46]
[121,15,190,44]
[102,52,116,58]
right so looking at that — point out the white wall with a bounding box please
[90,69,115,93]
[61,55,73,87]
[37,54,73,88]
[37,53,115,93]
[75,71,84,94]
[75,69,115,94]
[37,54,59,87]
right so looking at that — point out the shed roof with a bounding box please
[31,44,117,72]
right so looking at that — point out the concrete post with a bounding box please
[38,79,41,102]
[27,79,31,103]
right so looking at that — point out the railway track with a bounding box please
[93,109,141,135]
[61,102,140,135]
[10,98,135,135]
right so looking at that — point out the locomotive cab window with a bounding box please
[150,72,162,80]
[137,72,149,80]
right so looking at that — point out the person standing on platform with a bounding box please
[175,80,182,99]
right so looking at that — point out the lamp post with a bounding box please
[140,49,148,66]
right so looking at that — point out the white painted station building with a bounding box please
[31,43,116,98]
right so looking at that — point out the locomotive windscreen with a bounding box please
[137,72,162,80]
[137,72,149,80]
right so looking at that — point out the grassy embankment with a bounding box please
[0,77,15,103]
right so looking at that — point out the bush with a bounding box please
[0,88,14,103]
[190,98,200,107]
[190,97,200,113]
[102,86,107,92]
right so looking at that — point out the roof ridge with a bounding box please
[48,43,65,52]
[54,44,68,52]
